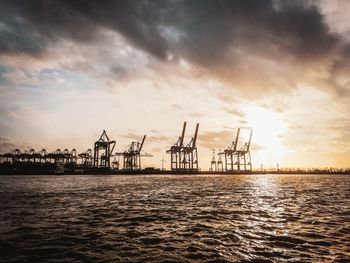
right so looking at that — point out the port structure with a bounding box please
[0,148,78,164]
[0,132,113,169]
[210,149,217,171]
[116,135,152,171]
[111,156,119,170]
[236,129,253,171]
[166,122,199,172]
[218,128,253,172]
[93,130,116,168]
[78,149,93,167]
[218,128,239,172]
[160,156,167,171]
[217,149,224,171]
[45,149,77,164]
[1,149,23,163]
[43,149,77,164]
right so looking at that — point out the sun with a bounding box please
[245,106,288,166]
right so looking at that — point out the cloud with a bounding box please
[224,107,245,118]
[189,112,204,118]
[0,1,339,62]
[0,0,167,58]
[171,104,183,110]
[0,137,27,152]
[0,1,96,55]
[148,135,172,144]
[118,132,171,153]
[165,0,338,67]
[197,129,236,150]
[150,129,161,134]
[1,0,349,96]
[327,43,350,96]
[10,2,340,52]
[198,127,263,153]
[120,132,144,141]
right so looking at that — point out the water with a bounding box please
[0,174,349,262]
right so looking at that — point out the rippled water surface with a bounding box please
[0,174,349,262]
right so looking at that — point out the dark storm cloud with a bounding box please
[0,0,168,58]
[328,43,350,94]
[163,0,338,65]
[0,1,96,55]
[2,0,349,95]
[0,0,338,61]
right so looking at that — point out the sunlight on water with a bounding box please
[0,174,349,262]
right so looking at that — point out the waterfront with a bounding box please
[0,174,349,262]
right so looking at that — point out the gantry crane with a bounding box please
[218,128,253,172]
[167,122,199,171]
[219,128,240,171]
[93,130,116,168]
[116,135,152,171]
[210,149,217,171]
[78,149,93,167]
[217,149,224,171]
[235,129,253,171]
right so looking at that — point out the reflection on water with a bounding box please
[0,174,349,262]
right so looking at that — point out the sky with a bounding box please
[0,0,350,170]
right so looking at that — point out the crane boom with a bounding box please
[246,129,253,151]
[233,128,240,151]
[193,123,199,147]
[179,122,187,147]
[139,135,146,152]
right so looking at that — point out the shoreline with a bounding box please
[1,168,349,176]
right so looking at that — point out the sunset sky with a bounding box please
[1,0,350,169]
